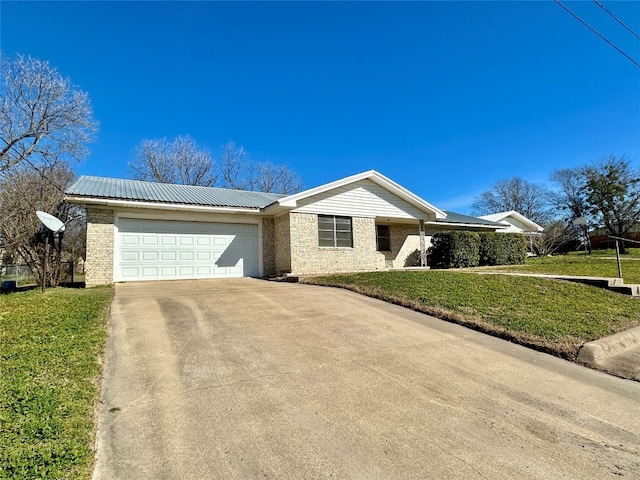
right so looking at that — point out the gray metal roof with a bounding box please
[441,211,506,227]
[65,176,285,209]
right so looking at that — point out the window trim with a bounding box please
[318,215,353,248]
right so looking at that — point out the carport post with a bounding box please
[419,219,426,267]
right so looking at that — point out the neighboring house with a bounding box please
[65,170,505,286]
[479,211,544,236]
[479,210,544,253]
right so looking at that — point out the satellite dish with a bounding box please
[36,211,66,233]
[573,216,587,226]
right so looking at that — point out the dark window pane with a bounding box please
[377,225,390,251]
[319,237,335,247]
[336,237,353,248]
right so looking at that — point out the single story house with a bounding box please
[65,170,506,286]
[478,210,544,235]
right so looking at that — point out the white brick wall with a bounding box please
[85,208,115,287]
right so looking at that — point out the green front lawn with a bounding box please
[303,271,640,359]
[0,287,113,480]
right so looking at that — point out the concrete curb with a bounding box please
[577,326,640,381]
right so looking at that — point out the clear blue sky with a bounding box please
[2,1,639,213]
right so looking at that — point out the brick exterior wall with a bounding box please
[289,213,378,274]
[85,208,115,287]
[261,217,276,277]
[376,224,419,268]
[274,213,292,275]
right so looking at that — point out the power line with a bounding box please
[593,0,640,41]
[554,0,640,68]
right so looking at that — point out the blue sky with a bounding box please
[2,1,639,213]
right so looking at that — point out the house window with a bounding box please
[318,215,353,248]
[376,225,390,251]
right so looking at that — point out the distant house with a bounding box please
[65,170,505,286]
[479,211,544,236]
[479,210,544,252]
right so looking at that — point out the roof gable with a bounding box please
[275,170,446,219]
[479,211,544,233]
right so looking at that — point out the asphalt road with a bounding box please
[94,279,640,479]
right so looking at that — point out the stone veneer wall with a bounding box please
[274,213,292,275]
[261,217,276,277]
[289,213,377,274]
[85,208,115,287]
[376,224,437,268]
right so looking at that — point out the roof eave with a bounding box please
[64,196,263,215]
[426,221,508,230]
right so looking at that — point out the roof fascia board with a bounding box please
[277,170,447,219]
[64,196,262,215]
[426,221,508,229]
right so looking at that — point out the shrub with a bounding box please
[478,232,527,266]
[428,231,480,268]
[428,231,527,269]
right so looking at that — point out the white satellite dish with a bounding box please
[573,216,587,226]
[36,211,66,233]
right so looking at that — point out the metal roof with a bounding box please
[65,176,285,209]
[440,211,506,227]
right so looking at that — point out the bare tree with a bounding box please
[0,55,97,174]
[129,135,217,186]
[472,177,551,226]
[0,163,78,286]
[550,167,588,215]
[549,167,591,253]
[219,141,249,190]
[219,141,302,194]
[532,220,579,256]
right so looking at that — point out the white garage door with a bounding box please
[116,218,259,281]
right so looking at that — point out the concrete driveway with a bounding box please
[94,279,640,479]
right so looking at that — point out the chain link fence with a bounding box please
[0,262,79,290]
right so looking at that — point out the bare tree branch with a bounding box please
[472,177,552,226]
[0,163,80,286]
[0,55,97,173]
[129,135,217,186]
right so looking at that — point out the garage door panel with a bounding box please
[141,267,159,277]
[117,219,258,281]
[142,236,158,246]
[161,236,177,246]
[121,251,139,261]
[179,266,195,276]
[121,267,139,278]
[121,235,139,246]
[161,267,177,276]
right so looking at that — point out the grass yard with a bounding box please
[0,287,114,480]
[302,271,640,360]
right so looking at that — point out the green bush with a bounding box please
[428,231,527,268]
[479,232,527,266]
[428,231,480,268]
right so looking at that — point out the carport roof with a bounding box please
[66,176,285,208]
[440,211,506,228]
